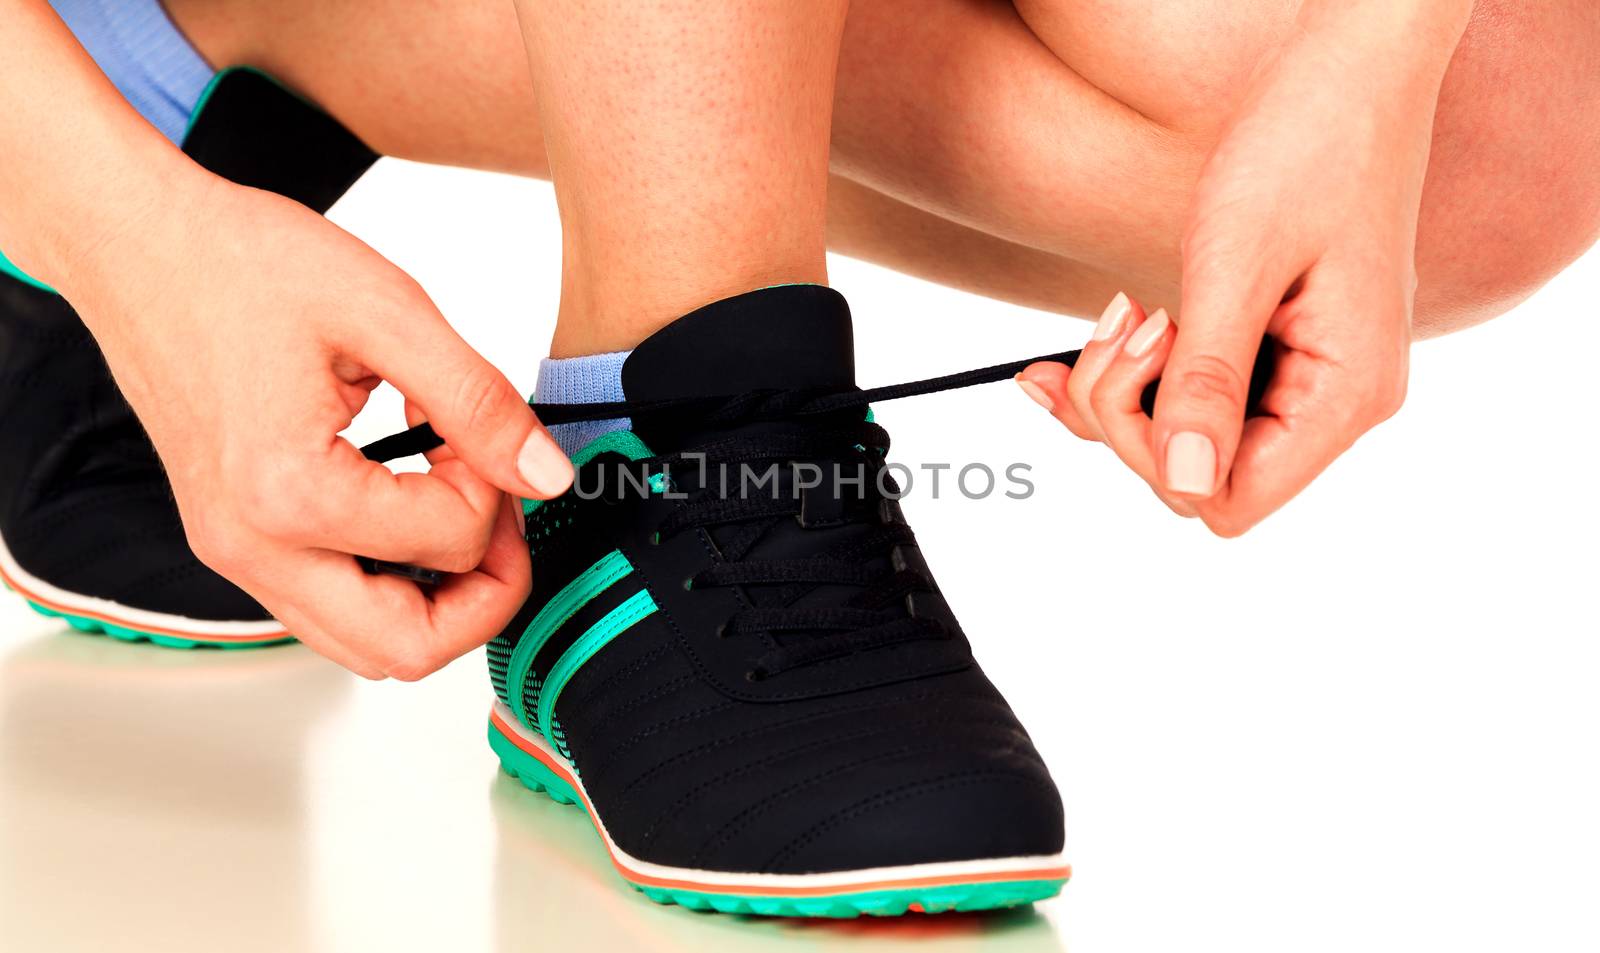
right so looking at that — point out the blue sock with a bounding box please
[535,351,633,456]
[1,1,216,292]
[50,0,217,147]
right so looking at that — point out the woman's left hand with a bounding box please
[1016,1,1471,535]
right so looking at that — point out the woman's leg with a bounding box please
[164,0,1600,335]
[509,0,845,354]
[833,0,1600,334]
[164,0,1125,321]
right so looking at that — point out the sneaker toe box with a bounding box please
[597,679,1066,876]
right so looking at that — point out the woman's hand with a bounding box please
[64,179,573,679]
[1017,0,1471,535]
[0,1,568,678]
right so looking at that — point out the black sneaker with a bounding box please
[376,286,1075,915]
[0,68,377,648]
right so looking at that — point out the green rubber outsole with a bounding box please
[22,599,293,651]
[489,718,1068,918]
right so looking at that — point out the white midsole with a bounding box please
[491,700,1070,891]
[0,530,287,638]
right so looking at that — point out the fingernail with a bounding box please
[1165,431,1216,496]
[1015,374,1055,412]
[515,500,527,537]
[1092,292,1134,342]
[1125,308,1171,357]
[517,430,575,497]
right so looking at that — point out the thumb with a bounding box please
[1155,236,1296,500]
[367,300,573,500]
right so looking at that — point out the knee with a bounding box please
[1411,0,1600,336]
[1413,169,1600,337]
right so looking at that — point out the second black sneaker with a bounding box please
[0,68,377,647]
[474,287,1068,916]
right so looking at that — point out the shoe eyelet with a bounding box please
[682,576,695,591]
[745,668,767,683]
[649,531,661,546]
[715,621,729,639]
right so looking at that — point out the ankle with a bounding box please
[549,268,828,359]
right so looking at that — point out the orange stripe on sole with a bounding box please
[0,560,288,643]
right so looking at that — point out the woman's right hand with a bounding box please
[61,178,572,679]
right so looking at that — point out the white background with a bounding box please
[1,158,1596,952]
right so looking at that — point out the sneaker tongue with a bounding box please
[616,287,888,642]
[620,285,855,403]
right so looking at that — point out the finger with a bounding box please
[1195,304,1408,537]
[483,493,533,591]
[405,397,456,466]
[267,523,526,681]
[1022,343,1196,517]
[1193,411,1320,537]
[282,555,449,681]
[407,397,527,540]
[1192,376,1340,537]
[1091,307,1170,487]
[361,289,572,500]
[217,541,392,680]
[252,438,503,574]
[1014,365,1096,441]
[1090,307,1206,518]
[267,605,387,680]
[1154,217,1307,500]
[1065,293,1145,441]
[1153,485,1200,518]
[419,493,533,653]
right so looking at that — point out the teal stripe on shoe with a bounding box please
[537,588,658,752]
[506,549,634,732]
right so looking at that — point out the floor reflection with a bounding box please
[490,772,1068,952]
[0,623,1068,951]
[0,630,348,953]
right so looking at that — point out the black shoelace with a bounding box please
[358,343,1094,594]
[362,346,1096,465]
[359,339,1273,674]
[363,336,1275,464]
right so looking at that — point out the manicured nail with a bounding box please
[1092,292,1134,342]
[517,429,575,497]
[1015,374,1055,412]
[1165,431,1216,496]
[1125,308,1171,357]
